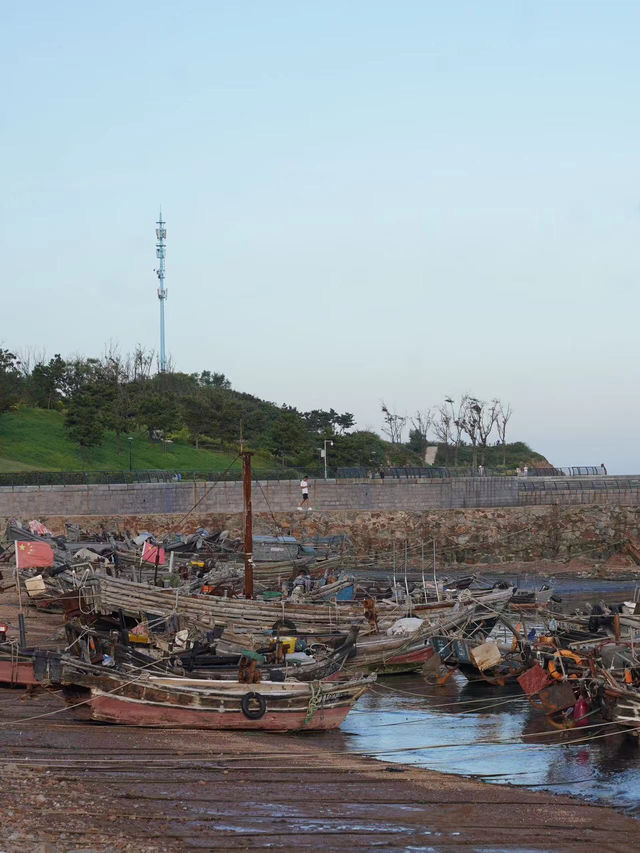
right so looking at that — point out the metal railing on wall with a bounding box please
[0,467,326,487]
[0,464,616,488]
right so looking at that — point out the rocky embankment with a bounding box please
[4,505,640,574]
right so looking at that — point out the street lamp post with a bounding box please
[128,436,133,473]
[320,439,334,480]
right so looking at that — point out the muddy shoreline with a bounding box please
[1,593,639,851]
[1,685,640,853]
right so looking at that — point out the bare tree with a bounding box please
[477,398,500,465]
[410,408,433,460]
[433,406,452,462]
[459,396,481,470]
[442,396,466,466]
[131,345,155,381]
[459,397,499,470]
[495,401,513,467]
[16,346,47,378]
[381,401,407,444]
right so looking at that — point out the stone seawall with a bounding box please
[1,475,640,517]
[5,505,640,564]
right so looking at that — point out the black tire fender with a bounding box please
[241,691,267,720]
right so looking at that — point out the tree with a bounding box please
[64,379,106,457]
[198,370,231,390]
[332,430,388,469]
[457,397,500,468]
[334,412,355,434]
[210,391,243,448]
[495,401,513,466]
[476,399,500,465]
[458,396,479,470]
[380,401,407,444]
[28,354,66,409]
[409,409,433,460]
[60,357,101,399]
[434,397,465,466]
[100,354,138,453]
[303,409,335,435]
[131,346,155,381]
[138,391,180,441]
[302,408,354,437]
[182,393,212,450]
[267,411,313,463]
[154,371,199,398]
[433,407,452,463]
[0,349,22,414]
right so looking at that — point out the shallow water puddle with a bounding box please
[344,579,640,814]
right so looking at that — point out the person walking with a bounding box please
[298,475,311,511]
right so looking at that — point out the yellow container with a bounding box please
[128,633,151,644]
[271,636,296,654]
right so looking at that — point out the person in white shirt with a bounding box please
[298,476,311,511]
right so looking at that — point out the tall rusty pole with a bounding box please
[242,451,254,599]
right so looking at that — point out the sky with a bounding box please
[2,1,639,472]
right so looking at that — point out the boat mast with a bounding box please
[242,451,254,599]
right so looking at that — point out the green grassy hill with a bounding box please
[435,441,549,470]
[0,408,247,473]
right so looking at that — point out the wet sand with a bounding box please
[1,594,640,851]
[3,684,640,853]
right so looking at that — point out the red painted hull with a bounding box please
[386,646,435,666]
[0,659,38,687]
[76,692,353,731]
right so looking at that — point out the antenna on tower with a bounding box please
[155,209,167,372]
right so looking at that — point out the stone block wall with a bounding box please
[0,475,639,519]
[0,476,521,517]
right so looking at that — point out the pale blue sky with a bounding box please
[2,2,639,471]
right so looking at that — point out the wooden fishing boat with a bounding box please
[217,596,512,676]
[0,643,61,688]
[57,662,375,731]
[411,586,515,616]
[63,617,361,683]
[429,610,530,686]
[81,574,514,639]
[587,643,640,732]
[81,573,406,634]
[0,643,39,687]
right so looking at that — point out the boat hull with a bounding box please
[0,658,37,687]
[361,645,436,675]
[0,646,61,688]
[71,690,354,731]
[60,668,374,732]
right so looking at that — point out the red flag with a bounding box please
[142,542,166,565]
[16,541,54,569]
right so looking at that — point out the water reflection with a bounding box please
[344,654,640,814]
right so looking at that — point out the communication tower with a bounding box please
[155,210,168,372]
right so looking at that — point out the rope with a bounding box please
[173,455,241,529]
[304,681,322,725]
[254,478,282,534]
